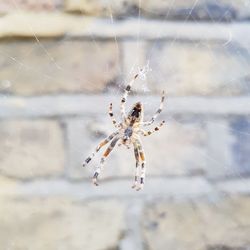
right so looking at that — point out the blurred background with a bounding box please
[0,0,250,249]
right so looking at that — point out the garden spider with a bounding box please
[82,69,165,191]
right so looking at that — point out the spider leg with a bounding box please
[92,136,120,186]
[142,90,165,126]
[109,103,121,128]
[131,142,140,189]
[140,120,165,136]
[82,131,119,167]
[120,72,140,121]
[135,138,146,191]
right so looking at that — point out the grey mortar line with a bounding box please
[1,95,250,118]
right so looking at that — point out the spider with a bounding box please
[82,70,166,191]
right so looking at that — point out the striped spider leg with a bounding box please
[132,141,140,188]
[131,136,146,191]
[82,131,119,167]
[141,90,165,126]
[108,103,121,128]
[92,135,120,186]
[120,71,140,121]
[82,68,166,190]
[139,120,165,136]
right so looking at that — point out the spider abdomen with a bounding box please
[127,102,143,124]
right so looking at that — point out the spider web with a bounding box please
[0,0,250,182]
[1,2,250,249]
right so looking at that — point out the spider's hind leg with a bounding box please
[137,146,146,191]
[92,136,120,186]
[132,139,146,191]
[132,142,140,189]
[82,131,118,167]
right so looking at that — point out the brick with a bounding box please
[212,0,250,20]
[66,116,206,180]
[0,176,17,196]
[0,120,65,179]
[144,117,206,176]
[230,117,250,175]
[64,0,138,17]
[0,0,61,13]
[142,0,250,21]
[64,0,250,21]
[206,119,234,179]
[206,117,250,179]
[0,40,120,95]
[143,196,250,250]
[0,198,125,250]
[147,41,250,96]
[0,12,89,38]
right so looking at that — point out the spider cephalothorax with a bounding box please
[128,102,143,123]
[82,70,166,191]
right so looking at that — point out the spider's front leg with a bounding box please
[92,136,120,186]
[109,103,121,128]
[120,72,139,121]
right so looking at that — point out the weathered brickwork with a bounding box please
[0,0,62,12]
[147,41,250,96]
[141,0,250,21]
[0,40,120,95]
[1,38,249,96]
[0,120,65,179]
[143,196,250,250]
[64,0,250,20]
[0,1,250,249]
[206,117,250,179]
[230,117,250,175]
[0,198,125,250]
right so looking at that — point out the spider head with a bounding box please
[128,102,144,123]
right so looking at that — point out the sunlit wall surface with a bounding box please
[0,1,250,249]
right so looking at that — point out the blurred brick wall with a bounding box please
[0,1,250,250]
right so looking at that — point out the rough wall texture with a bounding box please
[0,1,250,249]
